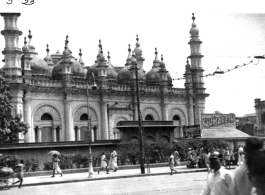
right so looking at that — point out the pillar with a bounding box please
[37,126,41,142]
[52,126,57,142]
[76,126,81,141]
[24,96,32,142]
[161,103,167,121]
[64,100,73,141]
[100,102,108,140]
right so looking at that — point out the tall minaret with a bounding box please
[188,13,209,125]
[1,13,23,83]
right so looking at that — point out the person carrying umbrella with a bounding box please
[49,151,63,177]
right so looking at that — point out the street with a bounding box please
[1,171,208,195]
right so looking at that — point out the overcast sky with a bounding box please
[1,0,265,117]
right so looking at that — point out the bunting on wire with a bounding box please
[172,55,265,81]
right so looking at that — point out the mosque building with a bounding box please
[0,13,209,144]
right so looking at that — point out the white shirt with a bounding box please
[200,167,236,195]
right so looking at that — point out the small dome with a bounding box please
[146,68,160,84]
[134,35,142,55]
[87,62,117,81]
[117,65,145,83]
[190,13,199,37]
[30,56,50,75]
[146,67,172,85]
[52,58,85,78]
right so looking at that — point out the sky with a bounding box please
[1,0,265,117]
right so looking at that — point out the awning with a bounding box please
[201,128,251,140]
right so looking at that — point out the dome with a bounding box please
[146,67,160,84]
[51,58,85,78]
[87,62,117,81]
[146,67,172,85]
[134,46,142,55]
[190,26,199,37]
[117,65,146,83]
[30,56,50,75]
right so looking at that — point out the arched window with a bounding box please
[173,115,180,120]
[80,114,88,120]
[145,114,154,121]
[173,115,180,126]
[41,113,52,120]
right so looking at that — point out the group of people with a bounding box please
[200,137,265,195]
[98,149,118,174]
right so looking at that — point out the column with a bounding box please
[64,100,73,141]
[76,126,81,141]
[37,126,41,142]
[188,96,194,125]
[24,96,32,142]
[52,126,57,142]
[11,90,24,142]
[100,102,108,140]
[161,103,167,121]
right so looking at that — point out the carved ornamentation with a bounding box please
[141,107,160,120]
[73,105,98,122]
[168,107,187,125]
[33,104,61,122]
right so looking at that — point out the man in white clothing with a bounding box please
[200,151,236,195]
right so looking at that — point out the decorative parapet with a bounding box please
[31,78,62,88]
[172,88,186,94]
[108,83,131,91]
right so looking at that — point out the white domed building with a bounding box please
[0,13,208,144]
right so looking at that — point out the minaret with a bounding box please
[1,13,23,83]
[44,44,54,71]
[184,58,194,125]
[78,49,84,67]
[188,13,209,125]
[22,36,32,84]
[134,35,145,69]
[97,40,108,89]
[158,54,169,121]
[61,35,73,85]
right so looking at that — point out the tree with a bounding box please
[0,76,29,143]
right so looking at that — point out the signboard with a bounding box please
[201,113,236,129]
[183,125,201,139]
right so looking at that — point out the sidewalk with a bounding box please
[13,165,236,188]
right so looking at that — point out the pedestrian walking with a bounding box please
[234,137,263,195]
[237,145,244,166]
[203,148,210,172]
[107,149,118,173]
[173,148,180,167]
[169,151,177,175]
[200,151,236,195]
[98,152,108,174]
[13,159,24,189]
[51,154,63,177]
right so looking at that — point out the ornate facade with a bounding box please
[0,13,209,143]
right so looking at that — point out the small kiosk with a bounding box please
[200,113,251,150]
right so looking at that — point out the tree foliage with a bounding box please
[0,77,29,143]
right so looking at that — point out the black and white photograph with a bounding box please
[0,0,265,194]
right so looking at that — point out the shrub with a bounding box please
[0,155,19,168]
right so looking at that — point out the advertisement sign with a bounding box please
[201,113,236,129]
[183,125,201,139]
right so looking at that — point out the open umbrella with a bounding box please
[48,151,61,156]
